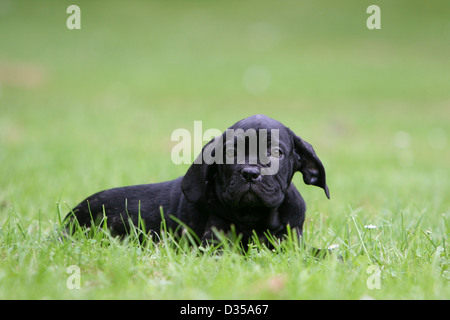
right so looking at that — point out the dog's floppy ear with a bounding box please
[181,137,219,203]
[291,131,330,199]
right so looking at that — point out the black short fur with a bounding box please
[64,114,329,246]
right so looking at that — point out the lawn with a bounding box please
[0,0,448,299]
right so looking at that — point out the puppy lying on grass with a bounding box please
[64,115,329,250]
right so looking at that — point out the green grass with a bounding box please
[0,206,447,299]
[0,0,449,299]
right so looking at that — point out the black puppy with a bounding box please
[64,115,329,247]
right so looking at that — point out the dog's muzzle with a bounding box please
[240,166,262,183]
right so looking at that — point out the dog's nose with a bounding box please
[241,166,261,183]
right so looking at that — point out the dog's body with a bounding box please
[65,115,329,246]
[67,178,206,238]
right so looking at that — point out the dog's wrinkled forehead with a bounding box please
[230,114,284,130]
[228,114,292,142]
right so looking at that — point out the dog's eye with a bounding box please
[269,147,283,158]
[225,147,235,158]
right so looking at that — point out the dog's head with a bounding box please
[181,114,329,210]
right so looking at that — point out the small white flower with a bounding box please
[364,224,377,230]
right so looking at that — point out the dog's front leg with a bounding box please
[199,215,232,248]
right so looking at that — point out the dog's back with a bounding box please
[64,177,205,237]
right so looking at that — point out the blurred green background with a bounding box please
[0,0,449,232]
